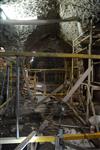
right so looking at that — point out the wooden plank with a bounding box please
[63,67,92,103]
[36,81,67,106]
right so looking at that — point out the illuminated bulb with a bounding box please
[36,84,42,88]
[30,57,34,63]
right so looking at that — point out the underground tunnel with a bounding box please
[0,0,100,149]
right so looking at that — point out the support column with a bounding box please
[16,57,20,138]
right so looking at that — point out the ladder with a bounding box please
[72,31,90,81]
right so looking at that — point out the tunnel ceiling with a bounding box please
[0,0,100,51]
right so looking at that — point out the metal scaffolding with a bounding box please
[0,12,100,150]
[0,132,100,145]
[0,52,100,59]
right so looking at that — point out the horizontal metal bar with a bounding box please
[27,68,65,72]
[0,132,100,144]
[0,17,80,25]
[0,52,100,59]
[14,131,36,150]
[33,93,66,96]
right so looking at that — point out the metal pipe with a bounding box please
[27,68,65,72]
[6,65,10,100]
[0,17,80,25]
[72,41,74,81]
[16,57,20,138]
[1,52,100,59]
[87,19,93,122]
[1,132,100,144]
[88,19,99,132]
[14,131,36,150]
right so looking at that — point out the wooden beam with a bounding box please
[63,67,92,103]
[36,81,67,106]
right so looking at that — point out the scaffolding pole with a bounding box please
[16,57,20,138]
[0,17,80,25]
[0,132,100,144]
[1,52,100,59]
[14,131,36,150]
[63,67,92,103]
[6,65,10,100]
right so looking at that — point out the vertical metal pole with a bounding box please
[16,57,20,138]
[86,19,93,121]
[10,64,13,97]
[87,19,99,131]
[88,19,92,89]
[6,65,10,100]
[72,41,74,81]
[44,71,46,95]
[3,65,10,113]
[64,59,67,81]
[71,41,75,103]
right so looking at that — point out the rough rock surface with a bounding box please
[0,0,59,50]
[0,0,100,50]
[59,0,100,42]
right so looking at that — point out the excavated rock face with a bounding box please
[0,0,100,50]
[0,24,19,50]
[0,0,36,50]
[0,0,59,50]
[59,0,100,42]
